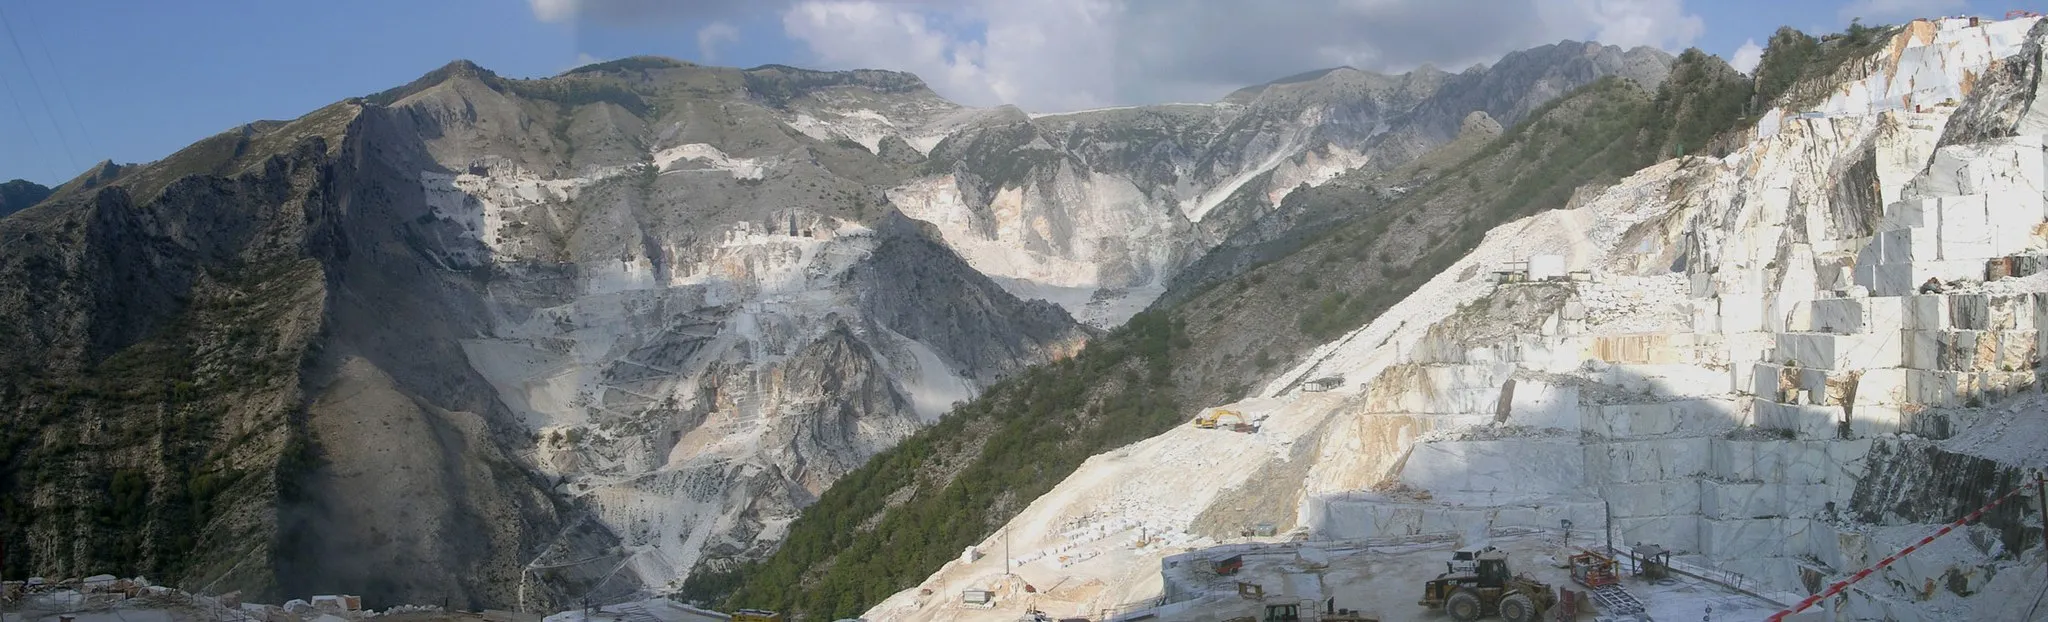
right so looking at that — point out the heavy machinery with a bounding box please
[1261,603,1300,621]
[1571,549,1649,616]
[1214,553,1245,575]
[1417,548,1555,622]
[1445,546,1497,575]
[1193,408,1246,429]
[1222,600,1379,622]
[1567,550,1619,587]
[1633,544,1672,580]
[1317,597,1380,621]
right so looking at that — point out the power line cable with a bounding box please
[14,6,95,158]
[0,56,56,183]
[0,4,77,172]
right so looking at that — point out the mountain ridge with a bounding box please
[0,179,51,219]
[1,36,1672,610]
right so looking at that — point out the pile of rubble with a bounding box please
[1577,272,1693,334]
[4,574,420,622]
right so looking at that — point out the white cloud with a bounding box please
[530,0,579,23]
[1837,0,1966,24]
[1730,38,1764,74]
[533,0,1710,112]
[967,0,1120,110]
[1556,0,1705,50]
[780,1,1003,105]
[529,0,780,26]
[697,21,741,63]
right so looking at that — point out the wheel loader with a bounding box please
[1417,548,1554,622]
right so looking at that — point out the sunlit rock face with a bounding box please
[869,17,2048,622]
[398,81,1092,589]
[897,43,1674,327]
[0,38,1680,607]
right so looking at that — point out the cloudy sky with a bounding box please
[0,0,2029,184]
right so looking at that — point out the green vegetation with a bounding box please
[0,258,316,583]
[692,68,1736,617]
[562,56,687,76]
[104,100,358,205]
[504,78,654,117]
[1752,22,1900,111]
[685,312,1184,618]
[1753,27,1823,107]
[0,179,52,217]
[367,59,654,119]
[1639,50,1755,161]
[742,65,928,108]
[1299,51,1756,339]
[1283,75,1657,341]
[920,121,1072,190]
[696,42,1814,615]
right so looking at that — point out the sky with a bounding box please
[0,0,2035,185]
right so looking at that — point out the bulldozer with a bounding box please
[1417,548,1554,622]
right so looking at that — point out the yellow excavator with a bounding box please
[1193,409,1248,430]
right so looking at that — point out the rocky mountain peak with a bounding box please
[560,55,693,76]
[1494,39,1676,89]
[366,58,508,106]
[1220,66,1405,105]
[438,58,494,79]
[38,159,127,203]
[1458,110,1502,137]
[744,63,930,93]
[0,25,1721,612]
[741,63,938,108]
[0,178,51,219]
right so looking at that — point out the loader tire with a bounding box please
[1446,589,1483,622]
[1500,592,1537,622]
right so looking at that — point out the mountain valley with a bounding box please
[4,11,2048,622]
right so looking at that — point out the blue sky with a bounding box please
[0,0,2035,185]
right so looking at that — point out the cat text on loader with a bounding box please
[1417,548,1554,622]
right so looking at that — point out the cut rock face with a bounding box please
[0,39,1676,608]
[866,15,2048,622]
[433,153,1087,588]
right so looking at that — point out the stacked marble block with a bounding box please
[1752,296,1904,439]
[1320,293,1691,538]
[1581,397,1739,556]
[1853,136,2048,296]
[1692,432,1875,588]
[1754,293,2044,440]
[1366,292,1589,433]
[1567,327,1849,586]
[1687,276,1787,405]
[1715,288,2046,589]
[1314,312,1611,539]
[1897,293,2043,406]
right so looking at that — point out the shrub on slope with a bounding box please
[691,49,1765,621]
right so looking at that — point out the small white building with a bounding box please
[1527,254,1567,281]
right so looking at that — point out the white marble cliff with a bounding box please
[867,15,2048,622]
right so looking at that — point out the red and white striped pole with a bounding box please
[1764,484,2031,621]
